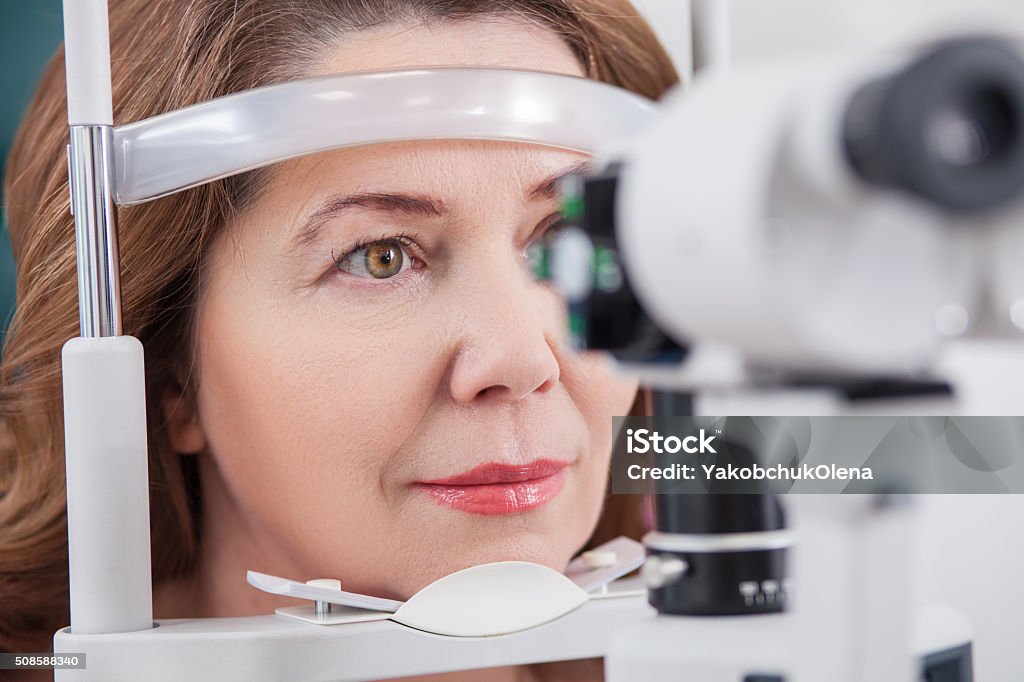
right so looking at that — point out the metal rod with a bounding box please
[68,125,123,338]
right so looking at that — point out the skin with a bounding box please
[158,17,639,679]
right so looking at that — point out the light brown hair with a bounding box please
[0,0,676,666]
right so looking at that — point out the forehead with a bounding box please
[282,139,585,191]
[305,15,586,78]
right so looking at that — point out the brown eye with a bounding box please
[364,242,403,279]
[334,238,410,280]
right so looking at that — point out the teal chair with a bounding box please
[0,1,64,336]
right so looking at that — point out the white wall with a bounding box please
[728,0,1024,62]
[633,0,1024,76]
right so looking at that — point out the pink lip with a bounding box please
[414,459,570,515]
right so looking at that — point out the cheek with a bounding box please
[563,352,640,516]
[192,289,447,536]
[571,353,640,451]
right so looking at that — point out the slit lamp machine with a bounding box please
[49,0,1024,679]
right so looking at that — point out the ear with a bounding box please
[162,382,207,455]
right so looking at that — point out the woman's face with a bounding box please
[174,16,639,605]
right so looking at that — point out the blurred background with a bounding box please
[0,1,61,337]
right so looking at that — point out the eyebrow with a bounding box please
[289,160,594,251]
[527,160,593,201]
[291,193,444,251]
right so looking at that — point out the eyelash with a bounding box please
[327,212,565,284]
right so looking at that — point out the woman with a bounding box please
[0,1,676,679]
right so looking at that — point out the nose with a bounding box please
[446,253,563,405]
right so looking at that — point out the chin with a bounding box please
[452,532,575,571]
[391,529,581,597]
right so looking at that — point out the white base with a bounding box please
[53,592,655,681]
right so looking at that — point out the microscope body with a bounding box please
[555,35,1024,682]
[564,36,1024,379]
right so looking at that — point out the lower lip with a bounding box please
[414,470,567,516]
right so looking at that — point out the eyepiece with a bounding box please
[844,36,1024,212]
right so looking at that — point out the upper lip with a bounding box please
[417,459,571,486]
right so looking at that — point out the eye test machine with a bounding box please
[48,0,1023,680]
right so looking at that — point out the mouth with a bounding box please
[413,459,570,515]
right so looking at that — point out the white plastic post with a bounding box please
[691,0,732,73]
[63,0,114,126]
[62,336,153,634]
